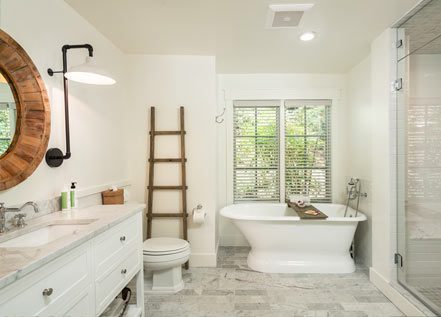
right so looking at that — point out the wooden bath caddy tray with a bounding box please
[286,201,328,219]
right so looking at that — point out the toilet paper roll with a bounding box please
[192,209,206,224]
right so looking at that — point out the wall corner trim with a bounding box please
[369,267,427,316]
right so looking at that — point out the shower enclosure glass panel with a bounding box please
[396,1,441,314]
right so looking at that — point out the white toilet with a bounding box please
[143,237,190,294]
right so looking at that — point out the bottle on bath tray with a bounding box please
[61,185,70,211]
[70,182,78,209]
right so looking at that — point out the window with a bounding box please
[232,99,331,203]
[285,100,331,202]
[233,101,280,201]
[0,103,16,154]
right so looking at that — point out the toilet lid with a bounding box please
[143,238,189,254]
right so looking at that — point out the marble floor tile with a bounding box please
[142,247,404,317]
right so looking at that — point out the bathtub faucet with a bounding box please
[347,178,358,200]
[344,178,367,217]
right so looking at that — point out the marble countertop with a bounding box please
[0,203,145,289]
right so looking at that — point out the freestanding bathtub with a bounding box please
[220,203,366,273]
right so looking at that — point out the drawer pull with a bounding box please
[121,268,127,274]
[42,288,53,296]
[120,236,126,242]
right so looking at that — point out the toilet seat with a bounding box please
[143,238,190,262]
[144,247,191,263]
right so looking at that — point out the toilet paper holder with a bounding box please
[192,204,203,214]
[191,204,206,224]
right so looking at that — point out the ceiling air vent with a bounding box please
[266,4,314,29]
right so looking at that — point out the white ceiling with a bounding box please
[66,0,421,73]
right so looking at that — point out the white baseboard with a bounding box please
[190,252,217,267]
[219,234,249,246]
[369,267,426,316]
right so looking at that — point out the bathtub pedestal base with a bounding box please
[247,251,355,274]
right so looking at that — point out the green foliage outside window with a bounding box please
[0,107,13,154]
[233,102,331,203]
[285,106,331,202]
[234,106,279,201]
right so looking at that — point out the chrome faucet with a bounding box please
[344,178,367,217]
[0,202,39,233]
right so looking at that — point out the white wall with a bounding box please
[126,55,218,266]
[0,0,129,206]
[0,2,219,267]
[346,56,373,266]
[217,74,349,246]
[370,29,395,283]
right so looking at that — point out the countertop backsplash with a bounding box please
[2,184,131,232]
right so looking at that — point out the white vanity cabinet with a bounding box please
[0,210,144,317]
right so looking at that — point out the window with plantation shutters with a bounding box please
[233,101,280,201]
[232,99,331,203]
[284,100,332,202]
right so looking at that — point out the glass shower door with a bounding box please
[396,1,441,314]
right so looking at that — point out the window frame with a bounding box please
[232,101,281,202]
[230,98,332,204]
[284,101,332,203]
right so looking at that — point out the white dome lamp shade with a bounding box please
[65,56,116,85]
[45,44,116,168]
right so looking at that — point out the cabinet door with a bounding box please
[48,286,94,317]
[95,247,141,315]
[0,243,91,317]
[60,287,95,317]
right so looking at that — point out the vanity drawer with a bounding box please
[0,243,91,317]
[95,246,141,315]
[94,213,141,275]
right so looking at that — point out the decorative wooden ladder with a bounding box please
[146,106,189,269]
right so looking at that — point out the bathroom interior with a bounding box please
[0,0,441,316]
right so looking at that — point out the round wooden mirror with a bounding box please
[0,29,50,190]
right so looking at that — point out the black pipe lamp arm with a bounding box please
[45,44,93,168]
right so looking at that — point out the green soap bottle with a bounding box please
[61,186,70,211]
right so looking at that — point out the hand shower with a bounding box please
[344,178,359,217]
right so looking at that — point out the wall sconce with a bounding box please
[45,44,116,168]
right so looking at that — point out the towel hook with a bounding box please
[215,90,227,124]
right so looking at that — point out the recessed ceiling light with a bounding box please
[300,31,316,41]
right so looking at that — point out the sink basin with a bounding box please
[0,219,98,248]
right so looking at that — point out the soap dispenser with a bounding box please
[70,182,78,209]
[61,185,70,211]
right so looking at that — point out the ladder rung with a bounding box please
[150,131,186,135]
[148,185,188,190]
[149,158,187,163]
[148,213,189,218]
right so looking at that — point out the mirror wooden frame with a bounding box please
[0,29,50,190]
